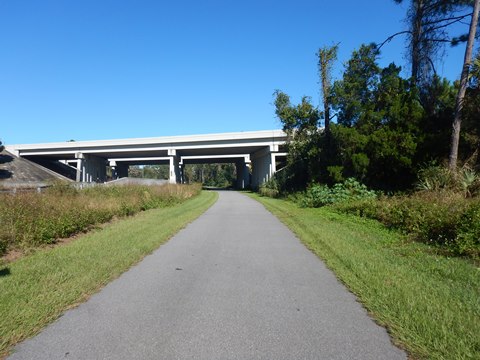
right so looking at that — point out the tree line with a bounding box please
[274,0,480,192]
[129,164,236,187]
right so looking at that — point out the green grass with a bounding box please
[250,193,480,360]
[0,190,218,358]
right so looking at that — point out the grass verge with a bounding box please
[250,193,480,360]
[1,183,202,255]
[0,190,218,358]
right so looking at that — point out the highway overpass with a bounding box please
[6,130,287,189]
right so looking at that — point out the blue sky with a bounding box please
[0,0,469,144]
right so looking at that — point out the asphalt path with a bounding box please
[9,191,406,360]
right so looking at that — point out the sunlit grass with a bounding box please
[251,193,480,360]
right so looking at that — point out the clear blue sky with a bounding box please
[0,0,468,144]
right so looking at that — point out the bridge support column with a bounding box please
[117,164,129,178]
[179,164,185,184]
[251,146,278,189]
[109,160,117,180]
[236,157,251,189]
[168,149,180,184]
[75,152,84,182]
[109,161,128,179]
[76,153,107,182]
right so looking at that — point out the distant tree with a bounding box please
[389,0,474,87]
[331,44,381,128]
[328,124,369,182]
[461,50,480,163]
[416,75,456,161]
[0,141,4,152]
[126,165,170,179]
[143,165,169,179]
[184,164,204,183]
[204,164,236,187]
[330,45,423,189]
[449,0,480,169]
[274,90,322,188]
[184,163,236,187]
[273,45,424,189]
[317,44,338,134]
[128,166,143,178]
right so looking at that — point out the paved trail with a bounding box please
[9,191,406,360]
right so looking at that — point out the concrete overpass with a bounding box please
[6,130,287,189]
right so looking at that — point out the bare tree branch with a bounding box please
[427,14,472,31]
[376,30,412,50]
[423,0,467,15]
[421,12,472,26]
[426,56,438,76]
[423,38,454,42]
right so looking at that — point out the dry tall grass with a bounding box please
[0,183,201,256]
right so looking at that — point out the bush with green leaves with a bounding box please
[416,165,454,192]
[455,203,480,256]
[416,164,480,198]
[457,168,479,198]
[258,177,281,198]
[300,178,377,207]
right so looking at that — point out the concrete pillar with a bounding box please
[81,159,88,182]
[109,160,117,180]
[76,159,83,182]
[78,154,107,183]
[109,160,128,180]
[75,152,84,182]
[236,158,251,189]
[110,161,128,180]
[251,147,276,189]
[168,149,180,184]
[271,152,277,174]
[179,164,185,184]
[117,164,129,178]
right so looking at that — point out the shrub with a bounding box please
[458,168,479,198]
[0,231,9,257]
[456,203,480,257]
[332,191,480,259]
[326,166,344,183]
[259,177,281,198]
[416,165,454,192]
[300,184,331,207]
[416,164,480,198]
[300,178,377,207]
